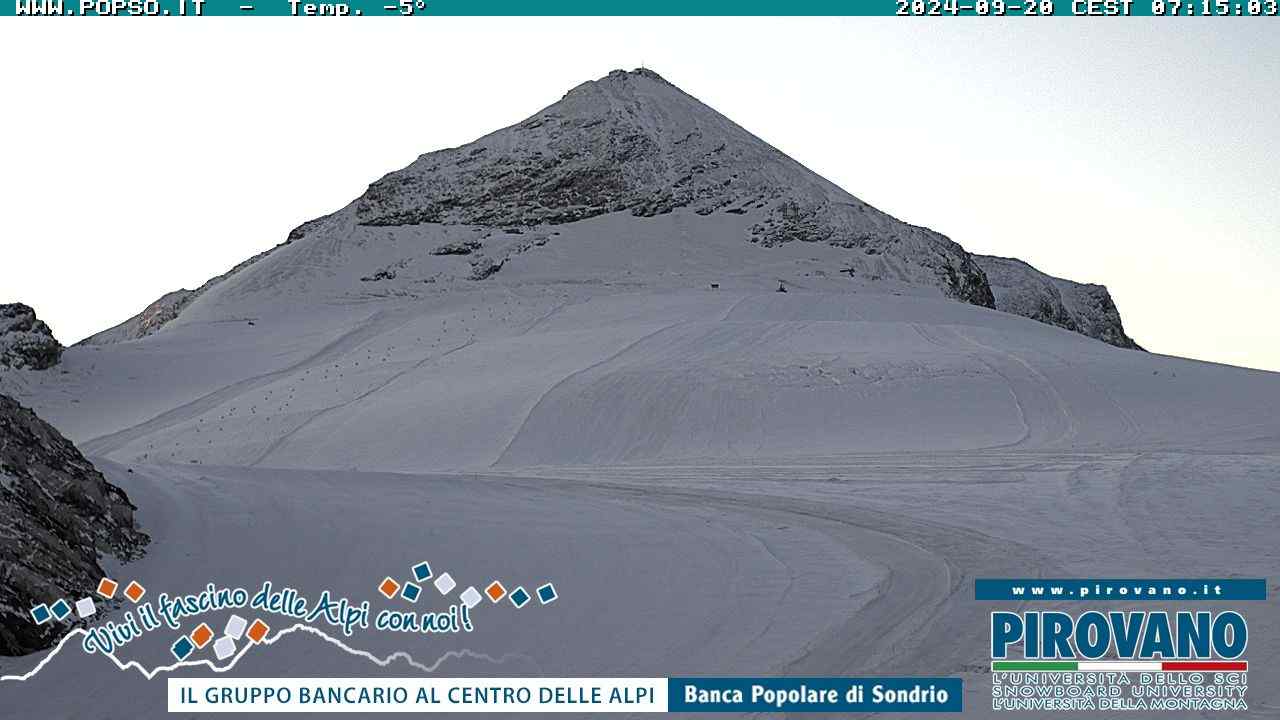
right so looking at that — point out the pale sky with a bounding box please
[1,20,1276,371]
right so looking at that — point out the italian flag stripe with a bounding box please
[1161,661,1248,671]
[992,661,1078,670]
[992,660,1247,671]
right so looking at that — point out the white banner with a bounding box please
[167,678,668,713]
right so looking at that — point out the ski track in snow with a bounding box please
[911,323,1034,450]
[250,338,476,466]
[80,310,406,457]
[6,287,1279,720]
[949,325,1079,447]
[492,319,688,466]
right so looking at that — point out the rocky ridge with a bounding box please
[355,69,994,306]
[0,304,62,370]
[78,69,1140,349]
[978,255,1141,349]
[0,394,148,655]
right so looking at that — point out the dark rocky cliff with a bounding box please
[0,394,148,655]
[0,304,62,370]
[977,255,1142,350]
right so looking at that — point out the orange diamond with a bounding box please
[190,622,214,649]
[124,581,146,602]
[247,619,269,643]
[485,581,507,602]
[97,578,118,599]
[378,577,400,599]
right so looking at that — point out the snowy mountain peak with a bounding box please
[353,68,994,305]
[575,67,674,93]
[84,69,1147,350]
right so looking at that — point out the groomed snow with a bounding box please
[1,208,1277,718]
[8,211,1278,470]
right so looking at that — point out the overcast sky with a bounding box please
[1,20,1276,370]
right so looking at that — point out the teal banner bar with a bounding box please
[669,677,963,713]
[6,0,1279,15]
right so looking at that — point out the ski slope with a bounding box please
[2,66,1275,719]
[2,206,1277,718]
[0,452,1276,719]
[2,257,1278,718]
[6,210,1278,472]
[24,302,1280,471]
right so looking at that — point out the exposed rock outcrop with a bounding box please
[354,68,994,307]
[977,255,1142,350]
[431,240,482,256]
[78,238,289,345]
[79,290,198,346]
[0,304,62,370]
[0,394,148,655]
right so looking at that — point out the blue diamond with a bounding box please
[537,583,557,605]
[30,604,51,625]
[402,582,421,603]
[510,587,530,608]
[50,599,71,620]
[412,562,432,582]
[171,636,195,661]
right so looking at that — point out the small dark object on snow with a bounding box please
[777,282,787,293]
[710,283,719,290]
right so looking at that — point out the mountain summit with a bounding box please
[84,68,1136,349]
[12,67,1275,475]
[355,68,994,306]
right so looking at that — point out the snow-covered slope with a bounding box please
[353,69,993,304]
[2,69,1277,720]
[82,68,1005,346]
[79,290,196,346]
[6,273,1277,474]
[79,240,286,346]
[1,70,1271,473]
[82,69,1160,353]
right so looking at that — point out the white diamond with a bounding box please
[434,572,456,595]
[213,636,236,661]
[459,586,482,609]
[75,598,96,619]
[224,614,248,640]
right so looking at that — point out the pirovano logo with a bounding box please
[979,579,1262,713]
